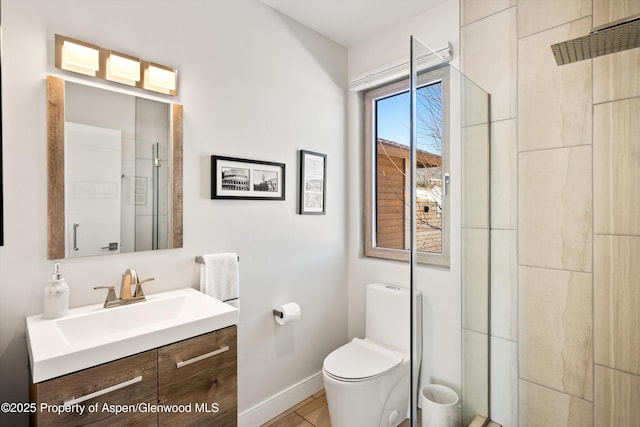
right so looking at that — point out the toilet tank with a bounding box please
[365,283,421,353]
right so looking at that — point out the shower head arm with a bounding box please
[591,13,640,33]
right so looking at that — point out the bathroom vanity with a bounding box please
[30,326,237,426]
[26,288,239,426]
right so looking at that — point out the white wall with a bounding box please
[346,0,463,394]
[0,0,347,424]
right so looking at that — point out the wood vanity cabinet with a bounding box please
[29,350,158,426]
[158,325,237,426]
[30,325,237,427]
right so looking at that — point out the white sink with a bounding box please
[55,294,193,345]
[27,288,238,383]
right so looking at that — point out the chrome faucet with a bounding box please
[94,268,155,308]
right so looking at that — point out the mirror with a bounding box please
[47,76,182,259]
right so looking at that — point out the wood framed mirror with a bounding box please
[47,75,182,259]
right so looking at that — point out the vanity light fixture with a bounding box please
[54,34,178,96]
[144,62,177,96]
[106,51,140,86]
[58,38,100,76]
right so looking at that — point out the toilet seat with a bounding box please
[323,338,404,382]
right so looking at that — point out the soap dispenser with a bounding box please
[43,263,69,319]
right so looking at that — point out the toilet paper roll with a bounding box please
[274,303,301,325]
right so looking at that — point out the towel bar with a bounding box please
[195,255,239,264]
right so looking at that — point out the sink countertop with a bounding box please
[27,288,239,383]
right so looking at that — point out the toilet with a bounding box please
[322,283,422,427]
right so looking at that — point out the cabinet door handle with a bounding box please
[63,375,143,407]
[176,345,229,369]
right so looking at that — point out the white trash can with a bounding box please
[420,384,459,427]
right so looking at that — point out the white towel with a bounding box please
[199,253,239,305]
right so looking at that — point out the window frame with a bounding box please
[363,66,450,266]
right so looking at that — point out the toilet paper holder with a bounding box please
[273,302,301,325]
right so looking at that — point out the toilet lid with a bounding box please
[323,338,403,380]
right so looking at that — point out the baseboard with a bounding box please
[238,371,324,427]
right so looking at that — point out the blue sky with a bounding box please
[376,83,442,154]
[377,91,410,146]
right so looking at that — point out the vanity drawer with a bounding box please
[31,349,157,426]
[158,325,237,426]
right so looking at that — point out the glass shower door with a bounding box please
[133,97,170,251]
[409,35,491,426]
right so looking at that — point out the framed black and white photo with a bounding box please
[211,155,285,200]
[299,150,326,215]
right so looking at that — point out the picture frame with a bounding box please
[211,155,285,200]
[299,150,327,215]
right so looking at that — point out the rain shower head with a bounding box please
[551,14,640,65]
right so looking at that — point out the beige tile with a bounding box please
[519,147,592,272]
[460,73,491,131]
[594,98,640,236]
[593,0,640,28]
[490,337,518,427]
[518,0,591,38]
[595,366,640,427]
[519,380,593,427]
[594,48,640,103]
[594,235,640,376]
[461,73,492,128]
[519,267,593,400]
[491,229,518,341]
[491,119,517,230]
[462,228,489,333]
[462,123,490,229]
[518,18,592,152]
[461,0,516,26]
[462,329,489,426]
[461,7,517,121]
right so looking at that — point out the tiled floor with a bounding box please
[261,392,500,427]
[260,390,412,427]
[260,390,331,427]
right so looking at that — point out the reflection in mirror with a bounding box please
[47,76,182,259]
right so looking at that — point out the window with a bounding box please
[364,67,449,266]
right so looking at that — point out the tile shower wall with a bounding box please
[462,0,640,425]
[461,3,518,426]
[592,1,640,423]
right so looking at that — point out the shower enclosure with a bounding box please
[132,97,171,252]
[409,36,491,426]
